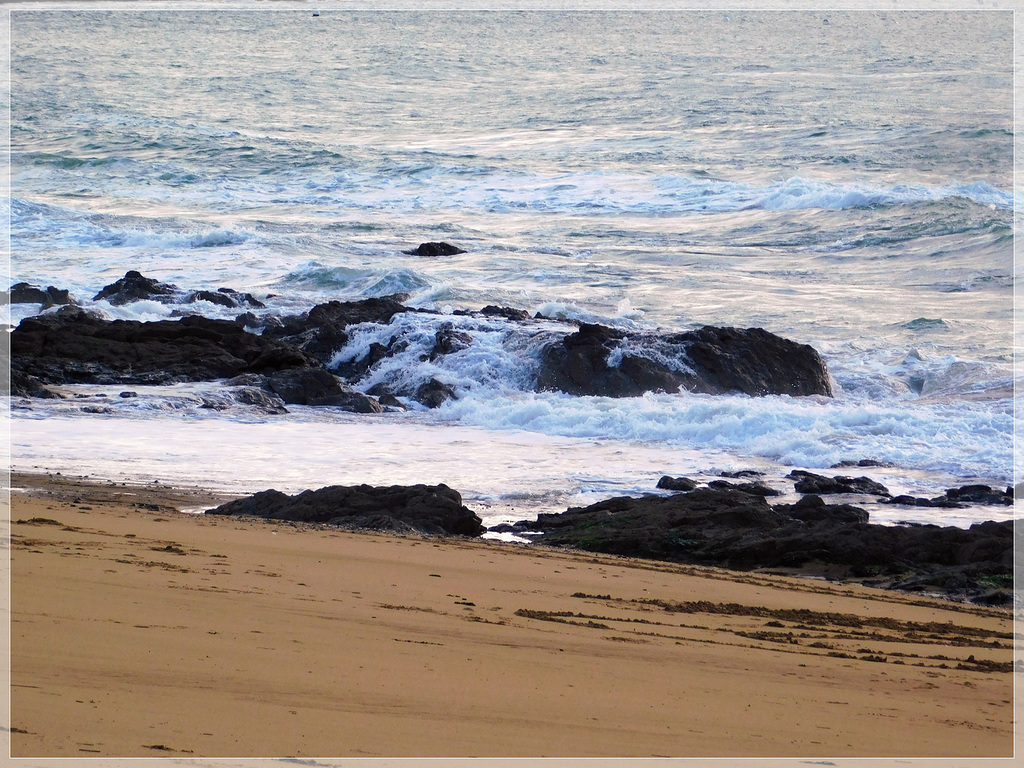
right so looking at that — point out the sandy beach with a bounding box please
[6,470,1015,759]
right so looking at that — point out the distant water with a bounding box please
[7,9,1015,530]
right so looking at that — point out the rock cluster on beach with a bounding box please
[9,270,835,407]
[506,479,1013,604]
[10,271,1013,603]
[206,483,485,537]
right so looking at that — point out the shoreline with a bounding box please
[8,470,1015,758]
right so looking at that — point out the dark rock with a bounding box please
[430,323,472,361]
[268,296,412,365]
[681,325,833,397]
[788,470,890,496]
[944,484,1013,506]
[93,271,178,305]
[221,288,265,309]
[11,309,318,387]
[6,282,73,308]
[206,483,485,537]
[488,520,538,533]
[720,470,765,478]
[265,369,382,412]
[707,479,782,497]
[9,369,63,399]
[537,323,680,397]
[335,340,396,380]
[119,391,138,398]
[522,489,1011,599]
[377,393,405,409]
[403,242,467,257]
[656,475,698,492]
[480,305,532,322]
[189,288,265,310]
[234,312,263,328]
[926,497,967,508]
[536,322,833,398]
[830,459,896,469]
[414,378,456,408]
[232,386,289,414]
[775,494,869,524]
[188,290,238,308]
[884,495,935,507]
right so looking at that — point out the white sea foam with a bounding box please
[435,388,1012,484]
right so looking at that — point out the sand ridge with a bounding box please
[7,472,1015,759]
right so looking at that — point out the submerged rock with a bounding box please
[206,483,485,537]
[403,241,467,257]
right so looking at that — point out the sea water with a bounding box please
[6,8,1016,530]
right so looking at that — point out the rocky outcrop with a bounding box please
[10,308,315,386]
[517,487,1012,603]
[788,470,890,496]
[264,295,413,364]
[187,288,265,310]
[413,378,457,408]
[656,475,698,492]
[9,369,63,399]
[206,484,485,537]
[536,323,833,398]
[882,484,1014,509]
[4,282,73,308]
[265,369,382,412]
[707,479,781,497]
[12,273,835,411]
[682,325,834,397]
[403,242,466,257]
[93,270,178,305]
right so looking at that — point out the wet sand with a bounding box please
[7,471,1015,758]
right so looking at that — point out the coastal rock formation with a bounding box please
[264,295,413,364]
[12,275,835,409]
[4,282,73,308]
[536,323,833,398]
[882,484,1014,509]
[187,288,265,310]
[92,271,267,311]
[265,368,382,412]
[788,470,890,496]
[518,487,1012,602]
[10,308,316,385]
[403,241,467,257]
[656,475,698,491]
[707,479,782,497]
[93,270,178,305]
[9,369,63,399]
[206,484,485,537]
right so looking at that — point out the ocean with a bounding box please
[6,8,1016,532]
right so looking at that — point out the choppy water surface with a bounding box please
[8,9,1015,527]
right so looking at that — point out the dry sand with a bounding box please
[6,471,1016,759]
